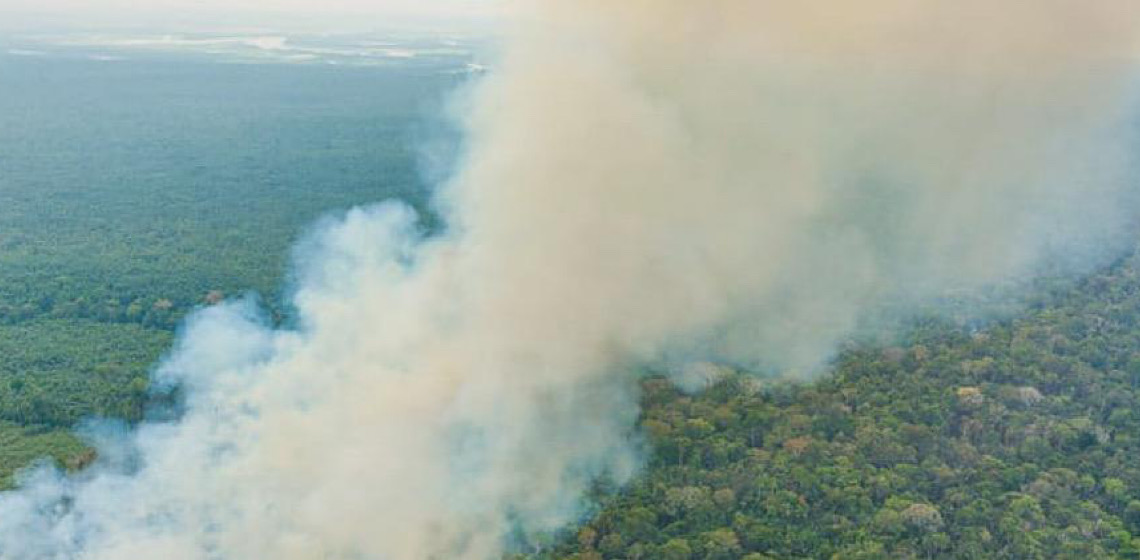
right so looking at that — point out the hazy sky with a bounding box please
[0,0,504,32]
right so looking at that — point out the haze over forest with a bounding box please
[0,0,501,33]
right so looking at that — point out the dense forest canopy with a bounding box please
[0,51,456,486]
[3,39,1140,560]
[521,250,1140,560]
[0,56,456,329]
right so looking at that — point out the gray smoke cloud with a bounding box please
[2,1,1139,559]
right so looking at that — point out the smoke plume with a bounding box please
[2,1,1139,559]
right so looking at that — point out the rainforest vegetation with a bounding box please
[526,252,1140,560]
[0,55,453,488]
[5,54,1140,560]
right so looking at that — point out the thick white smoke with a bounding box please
[2,2,1139,559]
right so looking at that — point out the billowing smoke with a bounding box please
[2,2,1139,559]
